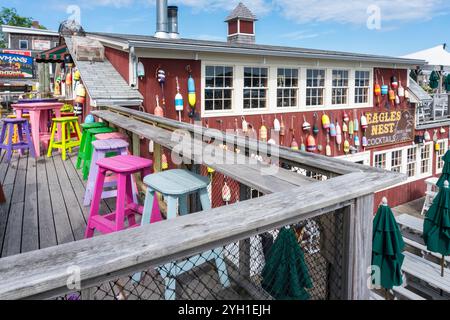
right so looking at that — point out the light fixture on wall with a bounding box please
[137,61,145,80]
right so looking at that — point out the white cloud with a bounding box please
[274,0,450,25]
[172,0,272,15]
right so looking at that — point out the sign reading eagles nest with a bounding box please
[365,109,415,148]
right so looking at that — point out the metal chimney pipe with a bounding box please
[155,0,169,38]
[168,6,180,39]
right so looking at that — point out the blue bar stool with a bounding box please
[140,169,231,300]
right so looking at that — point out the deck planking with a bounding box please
[0,149,116,258]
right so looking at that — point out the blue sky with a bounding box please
[4,0,450,57]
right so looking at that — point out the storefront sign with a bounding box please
[0,53,34,78]
[365,109,415,148]
[2,49,32,57]
[32,39,51,51]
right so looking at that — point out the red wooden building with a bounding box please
[67,2,448,211]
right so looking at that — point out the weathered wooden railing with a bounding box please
[0,106,405,300]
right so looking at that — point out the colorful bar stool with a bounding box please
[76,122,106,170]
[47,117,82,161]
[83,139,138,207]
[0,118,35,161]
[4,114,31,152]
[81,127,117,180]
[140,169,230,300]
[85,155,158,238]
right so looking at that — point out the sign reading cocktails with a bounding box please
[365,109,415,148]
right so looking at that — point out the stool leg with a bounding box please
[47,122,57,158]
[114,173,127,232]
[76,131,87,169]
[85,168,107,238]
[83,149,104,206]
[141,188,155,225]
[198,187,211,210]
[74,122,82,144]
[61,123,67,161]
[24,121,36,158]
[16,123,25,156]
[167,196,178,220]
[125,174,136,227]
[6,123,14,161]
[66,124,72,153]
[179,195,188,216]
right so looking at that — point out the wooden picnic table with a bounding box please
[11,102,64,157]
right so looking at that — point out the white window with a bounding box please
[373,143,433,182]
[355,71,370,104]
[374,153,386,169]
[420,144,432,175]
[332,70,349,105]
[277,68,298,108]
[205,66,233,111]
[391,150,403,173]
[436,139,448,173]
[19,40,28,50]
[244,67,268,109]
[306,69,325,106]
[406,147,417,178]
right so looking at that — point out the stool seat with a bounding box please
[3,118,29,124]
[144,169,210,195]
[81,122,106,130]
[52,116,79,122]
[97,155,152,174]
[96,132,129,141]
[92,139,129,151]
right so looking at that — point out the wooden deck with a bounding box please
[0,150,116,258]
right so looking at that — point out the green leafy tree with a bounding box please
[0,7,46,48]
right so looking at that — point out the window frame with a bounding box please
[354,70,371,105]
[305,68,326,107]
[243,66,269,110]
[331,69,349,106]
[276,67,299,109]
[203,65,235,113]
[436,139,448,174]
[19,39,29,50]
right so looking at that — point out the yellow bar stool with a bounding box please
[47,117,82,161]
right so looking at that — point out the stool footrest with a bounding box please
[90,204,143,233]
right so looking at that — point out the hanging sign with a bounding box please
[365,108,415,148]
[0,53,34,78]
[2,49,32,57]
[32,39,51,51]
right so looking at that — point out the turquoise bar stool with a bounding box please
[140,169,231,300]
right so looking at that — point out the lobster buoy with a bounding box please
[374,83,381,103]
[348,120,354,136]
[280,116,286,137]
[344,139,350,154]
[362,135,368,148]
[391,76,398,89]
[302,115,311,132]
[54,76,61,96]
[381,84,389,95]
[74,69,81,81]
[291,136,299,150]
[353,116,359,132]
[398,81,405,97]
[435,142,441,152]
[175,77,184,112]
[157,69,166,85]
[342,121,348,134]
[188,75,196,107]
[274,117,281,132]
[75,96,86,104]
[306,135,316,152]
[360,114,368,130]
[322,113,330,130]
[161,154,169,170]
[336,122,342,150]
[85,114,95,124]
[329,120,337,137]
[65,72,72,85]
[242,116,248,134]
[389,87,396,107]
[75,83,86,97]
[424,130,431,141]
[222,182,231,203]
[154,95,164,117]
[354,135,360,147]
[259,116,268,142]
[343,111,349,123]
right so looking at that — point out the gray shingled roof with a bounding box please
[225,2,257,21]
[88,32,425,66]
[65,37,143,107]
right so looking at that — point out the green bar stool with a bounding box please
[81,126,117,180]
[47,117,83,161]
[76,122,106,170]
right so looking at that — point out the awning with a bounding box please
[35,45,68,63]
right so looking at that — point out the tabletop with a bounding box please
[12,102,64,110]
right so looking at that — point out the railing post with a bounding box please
[342,194,374,300]
[238,183,251,278]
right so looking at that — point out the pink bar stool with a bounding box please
[83,139,139,207]
[85,155,157,238]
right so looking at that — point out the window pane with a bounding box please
[204,65,233,111]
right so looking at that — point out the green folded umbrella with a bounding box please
[423,180,450,276]
[429,71,440,90]
[372,197,405,290]
[444,74,450,92]
[437,150,450,188]
[261,227,312,300]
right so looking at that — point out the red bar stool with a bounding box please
[85,155,154,238]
